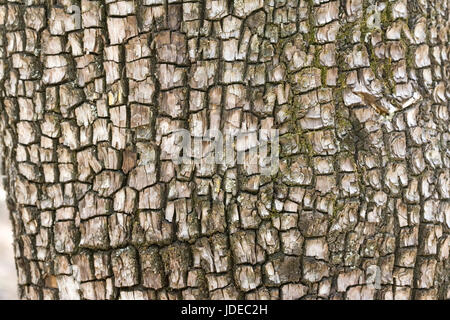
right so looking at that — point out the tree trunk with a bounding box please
[0,0,448,300]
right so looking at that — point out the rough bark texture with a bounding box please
[0,0,449,300]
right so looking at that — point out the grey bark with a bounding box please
[0,0,449,300]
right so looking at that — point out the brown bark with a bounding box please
[0,0,449,300]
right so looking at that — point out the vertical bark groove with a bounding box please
[0,0,448,300]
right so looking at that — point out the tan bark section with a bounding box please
[0,0,449,300]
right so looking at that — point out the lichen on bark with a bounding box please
[0,0,449,300]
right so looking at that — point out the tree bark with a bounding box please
[0,0,449,300]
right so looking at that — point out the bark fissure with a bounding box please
[0,0,448,300]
